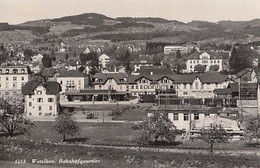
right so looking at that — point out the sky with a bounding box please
[0,0,260,24]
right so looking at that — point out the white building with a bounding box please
[56,70,86,94]
[164,45,194,55]
[99,54,110,68]
[92,72,128,92]
[186,51,224,72]
[0,65,30,98]
[22,81,61,117]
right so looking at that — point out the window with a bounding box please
[49,106,52,111]
[29,113,32,115]
[195,82,198,90]
[0,77,1,81]
[5,82,9,89]
[201,84,204,89]
[5,92,9,96]
[21,69,25,74]
[60,80,62,84]
[140,85,143,89]
[21,77,24,81]
[6,77,8,81]
[39,106,42,111]
[5,69,9,74]
[120,85,122,90]
[37,98,43,103]
[132,85,134,89]
[190,84,192,89]
[184,114,189,121]
[109,79,112,83]
[99,85,101,89]
[29,95,32,98]
[183,84,187,89]
[48,98,54,102]
[205,114,210,117]
[215,83,218,88]
[173,114,179,120]
[29,102,32,106]
[183,91,188,95]
[37,91,42,95]
[39,112,42,115]
[13,77,17,81]
[79,80,81,85]
[194,114,199,120]
[13,83,17,88]
[136,85,138,89]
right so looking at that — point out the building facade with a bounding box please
[0,65,30,98]
[22,81,61,117]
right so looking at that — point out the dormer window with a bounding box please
[21,69,25,74]
[0,69,2,73]
[13,69,18,74]
[98,79,103,82]
[5,69,9,74]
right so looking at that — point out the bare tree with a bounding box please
[201,123,230,153]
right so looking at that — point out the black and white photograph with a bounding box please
[0,0,260,167]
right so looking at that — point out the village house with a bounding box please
[99,54,110,68]
[0,65,30,98]
[130,56,154,75]
[128,67,176,95]
[65,58,81,70]
[92,72,128,92]
[174,72,232,98]
[56,70,87,94]
[185,51,227,72]
[22,81,61,117]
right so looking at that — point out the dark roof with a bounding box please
[93,73,128,84]
[42,68,57,77]
[198,72,229,83]
[214,88,232,95]
[187,51,224,60]
[173,74,197,84]
[57,70,85,77]
[22,81,61,95]
[130,56,153,64]
[236,68,252,78]
[227,83,239,92]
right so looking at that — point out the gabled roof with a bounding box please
[56,70,86,78]
[172,74,197,84]
[236,68,252,78]
[227,83,239,92]
[22,81,61,95]
[187,51,224,60]
[42,68,57,77]
[198,72,229,83]
[93,72,128,84]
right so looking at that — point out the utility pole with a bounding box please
[102,93,104,122]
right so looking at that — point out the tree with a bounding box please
[53,110,79,141]
[209,65,219,71]
[23,48,34,61]
[0,96,33,137]
[229,45,256,73]
[176,49,182,59]
[88,51,100,75]
[244,117,260,142]
[65,53,69,61]
[78,66,84,73]
[194,64,206,73]
[201,124,230,153]
[136,113,176,145]
[42,54,52,68]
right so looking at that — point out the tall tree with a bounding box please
[65,53,69,61]
[244,117,260,143]
[176,49,182,59]
[209,65,220,71]
[229,45,255,73]
[88,51,100,75]
[42,54,52,68]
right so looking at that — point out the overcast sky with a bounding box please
[1,0,260,24]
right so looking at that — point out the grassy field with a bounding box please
[1,139,260,168]
[112,109,147,121]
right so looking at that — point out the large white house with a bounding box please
[56,70,86,94]
[0,65,30,98]
[92,72,128,92]
[22,81,61,117]
[185,51,226,72]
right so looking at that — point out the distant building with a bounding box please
[0,65,30,98]
[130,56,154,74]
[56,70,87,94]
[185,51,226,72]
[65,58,81,70]
[164,45,194,55]
[22,81,61,117]
[99,54,110,68]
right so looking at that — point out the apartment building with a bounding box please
[0,65,30,98]
[164,45,194,55]
[22,81,61,117]
[56,70,86,94]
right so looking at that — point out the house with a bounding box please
[56,70,87,94]
[236,68,258,83]
[0,65,30,98]
[99,54,110,68]
[185,51,226,72]
[164,45,194,55]
[65,58,81,70]
[128,67,176,95]
[92,72,128,92]
[22,81,61,117]
[174,72,232,98]
[130,56,154,74]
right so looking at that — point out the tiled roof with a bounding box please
[198,72,229,83]
[93,73,128,84]
[236,68,252,78]
[173,74,197,84]
[57,70,86,77]
[187,51,225,60]
[41,68,57,77]
[227,83,239,92]
[214,88,232,95]
[22,81,61,95]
